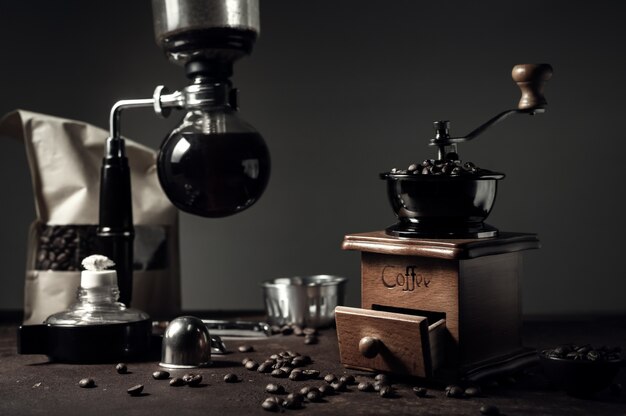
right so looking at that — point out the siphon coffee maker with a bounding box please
[336,64,553,382]
[19,0,269,364]
[98,0,270,307]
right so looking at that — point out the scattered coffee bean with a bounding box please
[261,399,280,412]
[331,381,347,392]
[287,393,304,403]
[281,399,301,409]
[304,335,318,345]
[291,356,307,367]
[324,374,337,384]
[413,386,428,397]
[379,385,393,398]
[373,382,383,392]
[358,382,374,392]
[127,384,144,396]
[374,374,390,384]
[152,370,170,380]
[302,369,320,379]
[303,328,317,336]
[445,385,464,398]
[300,386,313,395]
[307,389,322,402]
[265,383,285,394]
[340,375,356,385]
[257,363,272,373]
[224,373,239,383]
[270,325,281,335]
[271,369,287,378]
[270,354,279,360]
[115,363,127,374]
[318,384,335,396]
[242,357,251,366]
[78,378,95,388]
[465,386,481,397]
[280,326,293,336]
[292,325,304,336]
[183,374,202,387]
[280,365,294,374]
[245,360,259,371]
[238,345,254,353]
[169,378,185,387]
[289,370,305,381]
[480,404,500,415]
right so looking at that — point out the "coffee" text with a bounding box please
[381,266,430,292]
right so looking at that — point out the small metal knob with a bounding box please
[359,336,380,359]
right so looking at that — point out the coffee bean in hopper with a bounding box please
[78,378,95,388]
[127,384,144,396]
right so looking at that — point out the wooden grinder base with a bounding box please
[337,231,540,382]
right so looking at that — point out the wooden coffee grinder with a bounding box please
[335,64,553,382]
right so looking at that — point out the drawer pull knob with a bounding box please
[359,336,380,358]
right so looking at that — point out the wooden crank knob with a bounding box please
[512,63,553,110]
[359,336,380,359]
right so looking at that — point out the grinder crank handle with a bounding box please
[512,63,553,111]
[431,63,553,148]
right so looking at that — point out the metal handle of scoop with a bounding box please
[429,64,553,156]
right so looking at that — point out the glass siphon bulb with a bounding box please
[157,106,270,217]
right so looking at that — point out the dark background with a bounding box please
[0,0,624,316]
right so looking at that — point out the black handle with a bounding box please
[98,137,135,306]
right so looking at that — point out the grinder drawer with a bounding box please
[335,306,446,378]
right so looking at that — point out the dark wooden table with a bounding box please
[1,315,625,416]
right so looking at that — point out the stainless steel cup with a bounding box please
[261,275,347,328]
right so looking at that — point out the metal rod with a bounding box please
[109,98,155,140]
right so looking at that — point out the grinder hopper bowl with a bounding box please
[336,64,552,382]
[382,64,553,239]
